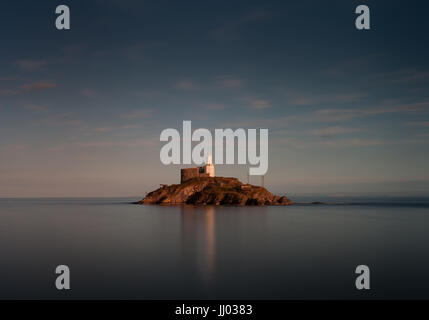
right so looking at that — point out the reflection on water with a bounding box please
[180,206,216,289]
[205,207,216,284]
[1,197,429,299]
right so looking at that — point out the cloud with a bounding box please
[389,69,429,83]
[14,59,48,71]
[333,93,368,103]
[308,126,360,138]
[24,104,50,113]
[213,10,272,42]
[223,100,429,129]
[0,144,28,153]
[204,104,225,110]
[120,109,152,119]
[215,76,244,89]
[277,176,429,187]
[222,116,291,129]
[0,81,56,96]
[365,68,429,85]
[0,76,26,81]
[173,80,198,90]
[283,89,367,106]
[92,124,140,133]
[21,82,56,90]
[247,98,271,109]
[312,109,363,122]
[173,76,244,91]
[81,88,104,100]
[39,112,83,127]
[312,101,429,122]
[270,134,386,149]
[405,121,429,127]
[317,137,427,148]
[319,138,384,148]
[76,138,157,149]
[0,89,20,95]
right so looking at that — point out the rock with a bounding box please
[139,177,293,206]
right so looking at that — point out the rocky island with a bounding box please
[138,176,292,206]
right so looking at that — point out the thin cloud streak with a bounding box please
[14,59,49,71]
[173,80,199,90]
[120,109,152,119]
[0,81,56,96]
[308,126,360,137]
[215,76,244,89]
[224,100,429,128]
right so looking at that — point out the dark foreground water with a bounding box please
[0,196,428,299]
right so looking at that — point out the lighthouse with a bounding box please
[180,154,215,183]
[204,154,215,177]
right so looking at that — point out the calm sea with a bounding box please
[0,196,428,299]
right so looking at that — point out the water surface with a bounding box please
[0,196,428,299]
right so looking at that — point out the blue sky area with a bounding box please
[1,0,429,197]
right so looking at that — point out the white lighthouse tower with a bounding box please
[204,154,215,177]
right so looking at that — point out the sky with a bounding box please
[1,0,429,197]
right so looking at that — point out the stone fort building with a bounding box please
[181,155,215,183]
